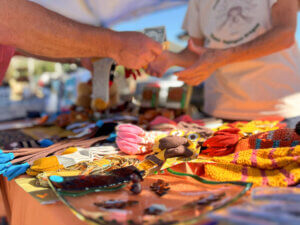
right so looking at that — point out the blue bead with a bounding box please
[96,120,104,128]
[50,176,64,183]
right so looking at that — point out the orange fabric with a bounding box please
[0,176,86,225]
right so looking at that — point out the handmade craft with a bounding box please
[49,165,144,195]
[27,145,119,176]
[235,127,300,152]
[137,128,208,174]
[116,124,166,155]
[34,156,140,187]
[150,179,170,197]
[204,145,300,187]
[0,135,112,180]
[201,128,242,157]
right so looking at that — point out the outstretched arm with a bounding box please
[146,38,203,77]
[0,0,162,69]
[177,0,298,85]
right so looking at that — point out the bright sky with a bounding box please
[115,6,300,47]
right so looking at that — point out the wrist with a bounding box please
[206,48,230,68]
[167,51,180,67]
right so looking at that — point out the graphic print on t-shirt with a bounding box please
[209,0,261,46]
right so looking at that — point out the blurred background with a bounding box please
[2,2,300,121]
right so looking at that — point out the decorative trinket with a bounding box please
[150,179,170,197]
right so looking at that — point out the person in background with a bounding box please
[0,0,162,84]
[147,0,300,128]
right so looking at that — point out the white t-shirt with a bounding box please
[183,0,300,120]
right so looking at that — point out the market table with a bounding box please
[0,176,86,225]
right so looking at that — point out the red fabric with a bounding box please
[0,45,15,84]
[149,116,177,126]
[202,128,240,156]
[175,115,204,126]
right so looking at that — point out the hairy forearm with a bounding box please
[214,26,295,68]
[16,49,80,64]
[168,48,199,68]
[0,0,118,59]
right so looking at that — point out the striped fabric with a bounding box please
[204,146,300,187]
[0,44,15,84]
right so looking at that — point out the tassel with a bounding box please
[3,163,30,181]
[0,153,15,164]
[39,139,54,148]
[202,128,240,156]
[0,162,12,174]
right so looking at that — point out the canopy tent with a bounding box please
[29,0,189,27]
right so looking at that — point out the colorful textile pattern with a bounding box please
[216,120,284,135]
[236,128,300,152]
[205,146,300,187]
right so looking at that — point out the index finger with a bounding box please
[175,68,195,79]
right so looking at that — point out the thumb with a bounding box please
[188,39,205,55]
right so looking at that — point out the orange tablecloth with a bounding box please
[0,177,86,225]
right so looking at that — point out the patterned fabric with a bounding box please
[205,146,300,187]
[0,45,15,84]
[235,128,300,152]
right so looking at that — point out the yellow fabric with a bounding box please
[205,146,300,187]
[27,148,80,176]
[29,156,64,175]
[62,147,78,155]
[215,120,281,135]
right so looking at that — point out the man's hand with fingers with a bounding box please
[146,51,172,77]
[113,32,162,70]
[175,39,222,86]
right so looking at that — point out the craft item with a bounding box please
[28,146,119,175]
[138,128,208,174]
[116,124,166,155]
[49,166,144,194]
[202,128,241,156]
[94,200,138,209]
[216,119,285,135]
[92,58,115,111]
[204,145,300,187]
[150,179,170,197]
[235,127,300,152]
[176,122,212,138]
[0,130,37,150]
[0,135,112,180]
[49,170,251,225]
[130,173,143,195]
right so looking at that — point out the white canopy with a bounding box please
[29,0,188,27]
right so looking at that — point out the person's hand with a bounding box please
[175,39,221,86]
[146,51,172,77]
[112,31,162,70]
